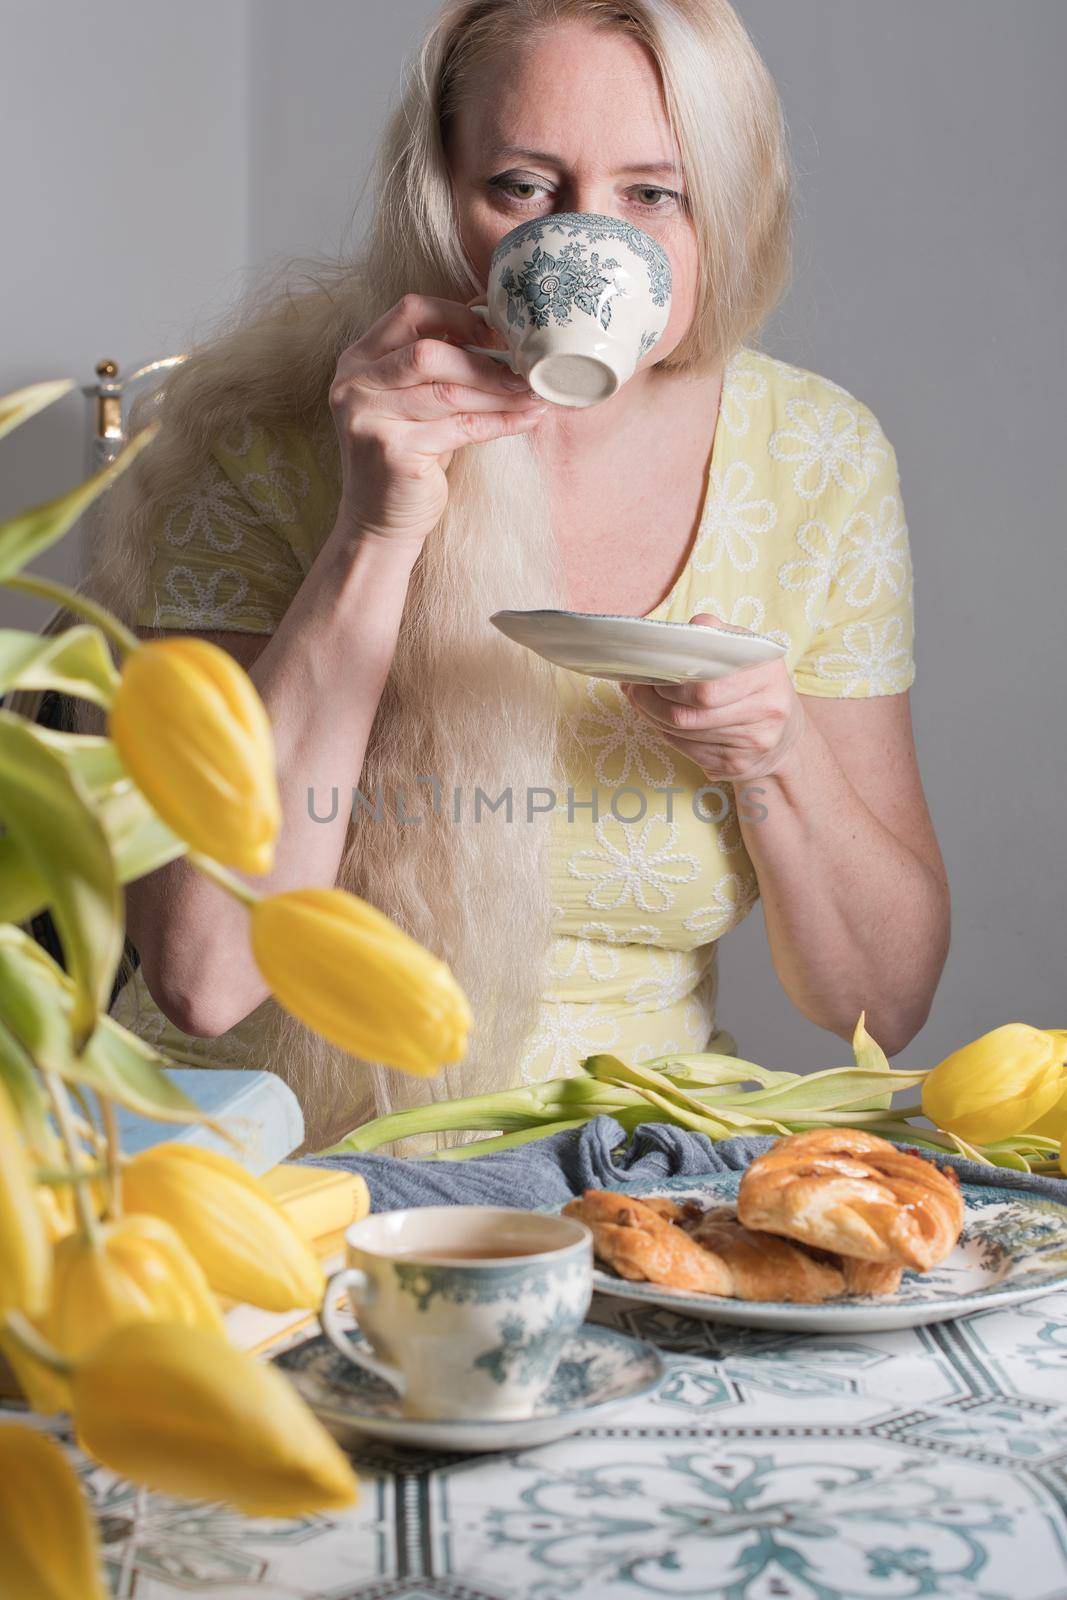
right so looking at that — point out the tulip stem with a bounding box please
[99,1094,122,1219]
[2,1311,73,1376]
[43,1071,99,1242]
[186,850,259,908]
[1,573,139,659]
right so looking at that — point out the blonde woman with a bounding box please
[85,0,949,1152]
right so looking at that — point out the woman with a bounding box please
[86,0,949,1153]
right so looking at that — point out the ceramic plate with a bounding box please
[490,608,787,685]
[276,1324,664,1453]
[552,1172,1067,1334]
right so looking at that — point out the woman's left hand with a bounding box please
[620,613,807,784]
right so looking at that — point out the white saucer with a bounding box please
[275,1324,664,1453]
[490,608,786,685]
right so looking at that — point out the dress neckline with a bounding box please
[639,353,731,622]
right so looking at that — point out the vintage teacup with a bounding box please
[461,210,672,408]
[319,1205,593,1421]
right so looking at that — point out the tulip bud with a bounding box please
[922,1023,1065,1143]
[108,636,281,874]
[250,887,473,1075]
[0,1325,71,1415]
[123,1143,325,1311]
[73,1321,359,1516]
[46,1213,224,1360]
[0,1080,51,1319]
[0,1423,106,1599]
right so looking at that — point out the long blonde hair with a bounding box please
[82,0,792,1151]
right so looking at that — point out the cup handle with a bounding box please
[460,303,518,368]
[319,1267,405,1394]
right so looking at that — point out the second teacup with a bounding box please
[319,1205,593,1421]
[461,210,672,408]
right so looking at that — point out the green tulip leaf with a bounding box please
[0,925,201,1122]
[850,1011,895,1110]
[0,420,157,580]
[0,624,120,707]
[0,379,75,443]
[0,732,185,925]
[0,714,122,1045]
[0,1017,49,1140]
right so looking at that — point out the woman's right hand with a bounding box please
[328,293,548,549]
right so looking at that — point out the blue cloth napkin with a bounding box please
[300,1115,1066,1210]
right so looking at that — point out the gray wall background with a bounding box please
[2,1,1063,1073]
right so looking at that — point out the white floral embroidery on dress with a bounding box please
[682,870,761,941]
[769,398,885,501]
[718,354,769,439]
[812,616,913,696]
[518,1000,622,1084]
[160,458,261,554]
[216,422,312,527]
[546,930,623,985]
[692,592,792,652]
[835,494,910,610]
[775,520,843,629]
[567,814,701,914]
[155,567,277,632]
[692,461,778,575]
[570,679,677,790]
[623,946,694,1010]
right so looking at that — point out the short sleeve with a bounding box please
[784,405,916,698]
[131,420,314,635]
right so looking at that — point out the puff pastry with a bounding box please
[563,1192,846,1303]
[563,1191,734,1295]
[736,1128,963,1271]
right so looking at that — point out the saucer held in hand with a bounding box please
[490,608,787,685]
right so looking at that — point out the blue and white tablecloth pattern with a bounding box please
[6,1279,1067,1599]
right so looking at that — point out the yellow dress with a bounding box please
[112,348,915,1087]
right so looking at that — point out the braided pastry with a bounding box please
[736,1129,963,1271]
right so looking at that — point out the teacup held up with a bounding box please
[461,210,672,409]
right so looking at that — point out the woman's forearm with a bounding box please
[129,525,422,1035]
[735,712,950,1055]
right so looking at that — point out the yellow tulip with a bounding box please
[250,887,473,1074]
[45,1212,223,1360]
[922,1023,1065,1143]
[123,1143,325,1311]
[0,1325,71,1415]
[108,636,281,874]
[73,1321,359,1515]
[0,1422,106,1599]
[0,1080,51,1319]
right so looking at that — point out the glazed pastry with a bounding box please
[564,1192,847,1303]
[562,1191,734,1295]
[682,1205,846,1303]
[736,1129,964,1271]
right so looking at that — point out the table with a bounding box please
[8,1283,1067,1599]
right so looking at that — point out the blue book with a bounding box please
[114,1069,304,1175]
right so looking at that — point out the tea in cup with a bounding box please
[461,210,672,408]
[319,1205,593,1421]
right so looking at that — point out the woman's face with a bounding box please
[446,22,699,365]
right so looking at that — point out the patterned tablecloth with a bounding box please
[7,1279,1067,1600]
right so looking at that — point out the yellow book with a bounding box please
[261,1164,370,1252]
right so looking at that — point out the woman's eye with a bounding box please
[489,177,683,215]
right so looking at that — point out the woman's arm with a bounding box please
[114,292,546,1037]
[621,616,949,1056]
[122,527,423,1035]
[733,690,949,1055]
